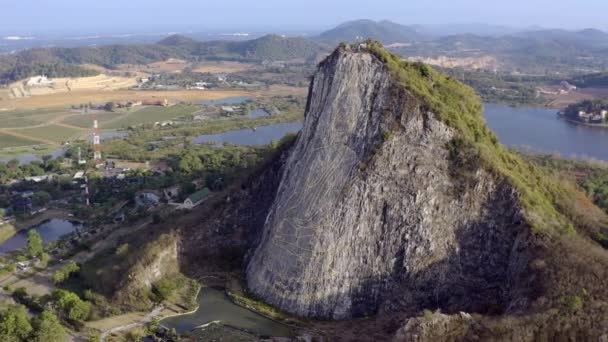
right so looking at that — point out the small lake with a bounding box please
[160,287,292,337]
[0,148,65,165]
[0,219,82,254]
[196,96,252,105]
[193,122,302,146]
[483,104,608,161]
[250,109,270,119]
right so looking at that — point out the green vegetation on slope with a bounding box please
[366,41,599,236]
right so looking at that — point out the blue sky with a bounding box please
[2,0,608,34]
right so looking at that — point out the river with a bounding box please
[0,219,82,254]
[160,287,292,337]
[193,122,303,146]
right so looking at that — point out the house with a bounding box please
[24,175,51,183]
[163,185,181,201]
[20,191,34,198]
[135,192,160,208]
[560,81,577,92]
[182,188,210,209]
[221,106,236,113]
[16,262,29,271]
[26,76,54,87]
[73,171,85,180]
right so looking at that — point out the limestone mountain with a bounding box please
[242,43,608,339]
[97,43,608,340]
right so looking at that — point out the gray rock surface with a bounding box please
[246,47,534,319]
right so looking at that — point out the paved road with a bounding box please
[100,305,164,342]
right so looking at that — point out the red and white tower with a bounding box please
[92,114,102,165]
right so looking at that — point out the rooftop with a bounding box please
[187,188,210,204]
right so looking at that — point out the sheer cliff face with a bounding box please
[246,47,532,319]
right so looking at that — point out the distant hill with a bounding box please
[0,34,326,84]
[159,34,325,61]
[516,28,608,47]
[316,19,428,44]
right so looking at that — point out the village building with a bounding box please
[25,174,54,183]
[135,191,161,208]
[163,185,181,201]
[182,188,210,209]
[26,75,54,87]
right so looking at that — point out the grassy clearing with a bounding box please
[14,124,82,143]
[104,105,201,129]
[60,112,125,128]
[0,144,59,158]
[0,223,17,244]
[0,132,40,148]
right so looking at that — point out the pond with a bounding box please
[0,219,82,254]
[0,148,65,165]
[160,287,292,337]
[249,108,270,119]
[193,122,302,146]
[196,96,252,105]
[483,104,608,161]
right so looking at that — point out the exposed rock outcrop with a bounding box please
[245,45,535,319]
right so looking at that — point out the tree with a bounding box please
[103,102,115,112]
[178,151,203,175]
[38,253,50,269]
[32,191,51,207]
[31,311,65,342]
[0,305,33,341]
[27,230,43,258]
[52,261,79,284]
[52,289,91,322]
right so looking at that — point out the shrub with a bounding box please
[52,261,80,284]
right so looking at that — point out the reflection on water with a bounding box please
[160,287,292,337]
[196,96,252,105]
[483,103,608,161]
[0,148,65,165]
[0,219,82,254]
[193,122,302,146]
[249,109,270,119]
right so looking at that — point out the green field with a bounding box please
[60,112,125,128]
[0,108,69,128]
[104,105,201,129]
[15,125,82,143]
[0,132,41,148]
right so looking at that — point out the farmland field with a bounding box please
[13,125,83,143]
[0,132,41,148]
[0,89,251,111]
[60,112,125,128]
[103,105,201,129]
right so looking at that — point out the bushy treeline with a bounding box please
[0,63,99,84]
[563,99,608,118]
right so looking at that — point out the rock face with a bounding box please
[246,46,534,319]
